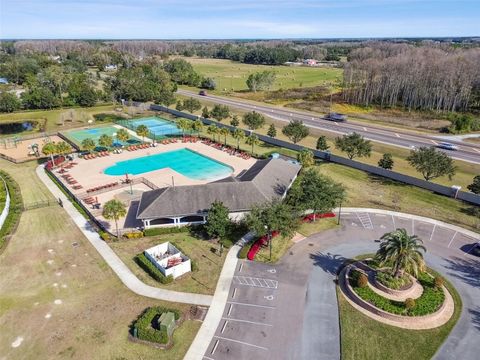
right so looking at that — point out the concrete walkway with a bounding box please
[36,165,212,306]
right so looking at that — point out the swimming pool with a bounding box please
[129,117,182,137]
[104,148,233,180]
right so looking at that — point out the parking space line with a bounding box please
[232,288,237,299]
[227,303,233,316]
[464,242,480,256]
[213,336,269,351]
[204,356,215,360]
[239,263,243,272]
[233,276,278,289]
[221,320,228,334]
[211,339,220,355]
[391,215,396,230]
[222,317,273,327]
[448,232,458,248]
[429,224,436,241]
[227,301,276,309]
[412,219,414,235]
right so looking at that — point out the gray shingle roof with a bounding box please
[136,158,301,219]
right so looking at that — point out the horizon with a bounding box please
[0,0,479,39]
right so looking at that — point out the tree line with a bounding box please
[342,42,480,112]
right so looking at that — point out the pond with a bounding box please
[0,120,40,136]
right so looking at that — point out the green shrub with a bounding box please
[238,245,250,259]
[99,231,110,241]
[376,271,412,290]
[93,113,125,122]
[352,270,445,316]
[134,253,174,284]
[124,232,143,239]
[143,226,190,237]
[405,298,416,310]
[132,306,181,344]
[0,170,23,251]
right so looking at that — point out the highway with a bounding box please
[177,89,480,165]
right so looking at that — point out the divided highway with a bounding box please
[177,89,480,165]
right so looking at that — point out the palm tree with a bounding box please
[245,133,260,155]
[375,228,426,278]
[219,127,230,146]
[56,141,72,158]
[116,128,130,145]
[207,124,218,142]
[99,134,113,148]
[102,199,127,238]
[232,128,245,150]
[191,119,204,135]
[135,124,149,142]
[177,118,191,138]
[81,138,96,153]
[42,142,58,167]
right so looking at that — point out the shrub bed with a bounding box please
[238,245,250,259]
[350,269,445,316]
[132,306,181,344]
[376,271,412,290]
[144,226,190,237]
[134,253,174,284]
[124,231,144,239]
[0,170,23,252]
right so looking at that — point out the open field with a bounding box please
[337,271,462,360]
[110,234,227,295]
[183,57,342,93]
[0,162,200,360]
[0,105,120,134]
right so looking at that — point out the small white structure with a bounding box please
[105,64,118,71]
[144,242,191,279]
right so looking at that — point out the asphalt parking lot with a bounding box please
[204,210,480,360]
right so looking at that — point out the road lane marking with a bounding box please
[429,224,436,242]
[211,339,220,355]
[448,232,458,248]
[222,317,273,327]
[221,320,228,334]
[213,336,269,351]
[227,301,275,309]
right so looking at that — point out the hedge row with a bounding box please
[0,170,23,252]
[134,253,174,284]
[350,269,445,316]
[144,226,190,237]
[133,306,180,344]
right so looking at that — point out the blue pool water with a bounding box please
[104,148,233,180]
[130,117,182,137]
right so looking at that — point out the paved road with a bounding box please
[201,209,480,360]
[178,89,480,164]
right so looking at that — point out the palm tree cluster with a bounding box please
[42,141,72,166]
[375,228,426,278]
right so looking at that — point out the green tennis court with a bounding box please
[63,126,141,147]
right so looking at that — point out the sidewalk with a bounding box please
[36,165,212,306]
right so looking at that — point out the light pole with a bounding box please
[265,225,272,261]
[337,200,342,225]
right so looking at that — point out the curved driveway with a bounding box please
[201,209,480,360]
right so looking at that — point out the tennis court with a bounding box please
[120,117,182,139]
[63,126,141,148]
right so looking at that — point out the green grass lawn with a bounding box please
[298,218,339,237]
[110,233,227,295]
[337,270,462,360]
[0,104,119,135]
[182,57,342,93]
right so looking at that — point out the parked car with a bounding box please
[324,112,347,122]
[437,142,458,151]
[199,90,207,96]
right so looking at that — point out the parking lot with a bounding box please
[203,210,480,360]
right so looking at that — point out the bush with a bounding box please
[0,171,23,251]
[434,276,444,289]
[357,273,369,288]
[144,226,190,237]
[93,113,125,122]
[238,245,250,259]
[134,253,174,284]
[132,306,181,344]
[124,232,143,239]
[376,271,412,290]
[99,231,110,241]
[405,298,416,310]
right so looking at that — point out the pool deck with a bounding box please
[53,141,256,232]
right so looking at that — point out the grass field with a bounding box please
[110,234,227,295]
[182,57,342,93]
[0,105,120,135]
[337,269,462,360]
[0,162,199,360]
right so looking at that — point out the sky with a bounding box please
[0,0,479,39]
